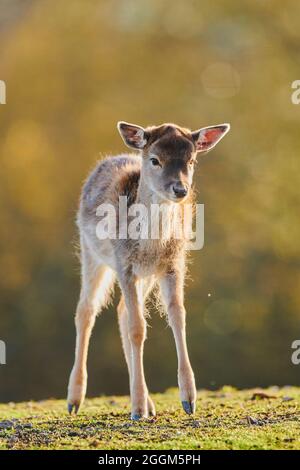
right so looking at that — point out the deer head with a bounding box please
[118,121,230,203]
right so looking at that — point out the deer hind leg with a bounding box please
[117,285,156,417]
[67,246,115,414]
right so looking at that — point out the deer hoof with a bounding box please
[68,403,80,415]
[181,400,196,415]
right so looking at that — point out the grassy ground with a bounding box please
[0,387,300,450]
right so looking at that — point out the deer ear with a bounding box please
[117,121,148,149]
[192,123,230,153]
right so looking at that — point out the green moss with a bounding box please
[0,387,300,450]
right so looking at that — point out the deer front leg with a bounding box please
[118,274,148,420]
[117,296,156,416]
[159,270,196,415]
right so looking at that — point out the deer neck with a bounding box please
[136,172,173,208]
[135,172,183,246]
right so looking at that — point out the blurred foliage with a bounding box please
[0,0,300,401]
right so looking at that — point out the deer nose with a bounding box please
[172,182,188,199]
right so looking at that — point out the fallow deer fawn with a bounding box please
[67,121,230,419]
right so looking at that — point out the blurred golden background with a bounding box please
[0,0,300,401]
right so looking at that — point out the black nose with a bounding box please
[172,182,188,199]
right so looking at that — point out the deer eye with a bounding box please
[150,157,161,167]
